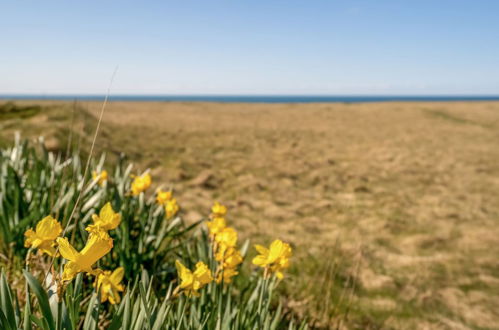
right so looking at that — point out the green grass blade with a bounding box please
[23,270,55,330]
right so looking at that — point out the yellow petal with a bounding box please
[62,261,81,282]
[39,244,58,257]
[56,237,80,262]
[100,283,111,303]
[99,202,114,223]
[108,289,121,304]
[96,271,110,289]
[165,199,179,219]
[110,267,125,285]
[252,255,268,267]
[156,190,173,205]
[24,229,37,248]
[36,216,62,240]
[78,231,113,270]
[193,262,213,285]
[211,202,227,217]
[224,249,243,268]
[215,227,238,247]
[268,240,285,264]
[175,260,193,288]
[206,217,226,235]
[91,214,101,226]
[92,203,121,231]
[254,244,269,256]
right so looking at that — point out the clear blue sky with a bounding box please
[1,1,498,95]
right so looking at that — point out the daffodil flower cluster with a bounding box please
[175,260,213,296]
[23,166,293,308]
[130,172,152,196]
[156,189,179,219]
[56,202,125,303]
[252,239,292,279]
[207,202,243,283]
[24,201,125,304]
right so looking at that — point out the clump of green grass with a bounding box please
[0,102,41,120]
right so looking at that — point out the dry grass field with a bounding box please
[2,100,499,329]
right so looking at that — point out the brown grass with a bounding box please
[2,100,499,328]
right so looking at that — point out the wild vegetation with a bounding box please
[0,137,309,329]
[1,100,499,328]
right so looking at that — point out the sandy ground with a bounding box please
[2,100,499,329]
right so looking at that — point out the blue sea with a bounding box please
[1,95,499,103]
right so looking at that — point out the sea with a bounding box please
[1,95,499,103]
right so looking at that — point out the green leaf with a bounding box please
[23,271,55,330]
[82,293,99,330]
[0,271,18,330]
[23,281,32,330]
[0,309,14,330]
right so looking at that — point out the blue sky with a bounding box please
[1,1,498,95]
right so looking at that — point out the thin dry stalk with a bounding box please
[65,99,77,158]
[43,66,118,281]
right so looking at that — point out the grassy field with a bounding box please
[2,100,499,328]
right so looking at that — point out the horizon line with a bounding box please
[3,94,499,104]
[2,93,499,97]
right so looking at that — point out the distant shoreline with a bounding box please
[1,95,499,104]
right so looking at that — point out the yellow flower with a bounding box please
[24,216,62,256]
[211,202,227,218]
[56,230,113,282]
[130,172,152,196]
[207,206,242,284]
[86,202,121,233]
[252,239,292,279]
[206,217,226,237]
[95,267,125,304]
[215,247,243,283]
[214,227,238,249]
[165,198,179,219]
[156,189,172,205]
[92,170,108,186]
[175,260,213,297]
[216,267,239,284]
[216,247,243,268]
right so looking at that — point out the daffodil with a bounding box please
[214,227,238,249]
[215,247,243,283]
[86,202,121,233]
[24,216,62,256]
[207,203,242,284]
[92,170,108,186]
[95,267,125,304]
[156,189,172,205]
[175,260,213,297]
[216,246,243,268]
[130,172,152,196]
[206,217,226,237]
[165,198,179,219]
[252,239,292,279]
[211,202,227,218]
[216,267,239,284]
[56,230,113,282]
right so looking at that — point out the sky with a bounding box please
[1,0,498,95]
